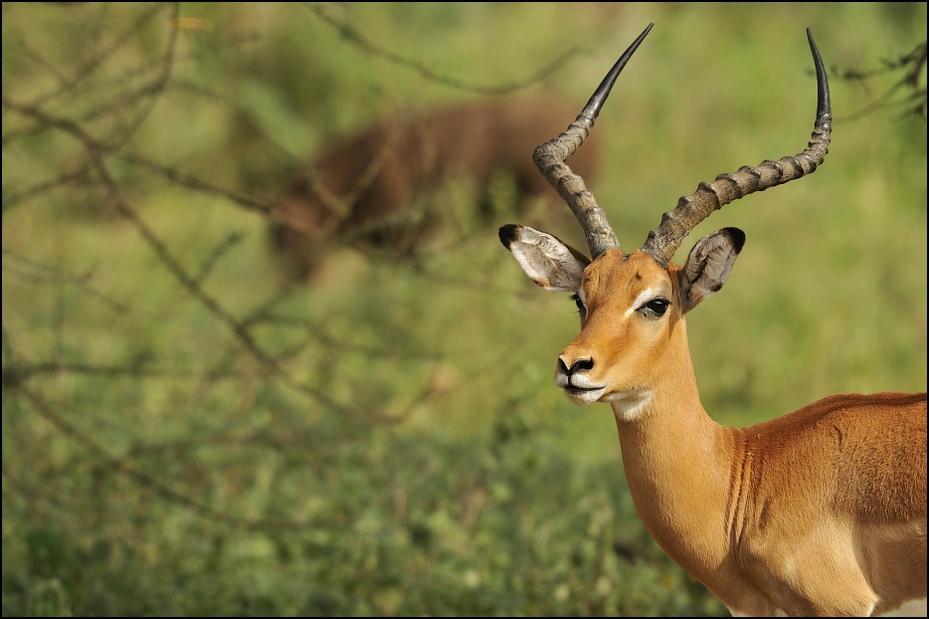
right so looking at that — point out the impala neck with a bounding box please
[611,318,740,574]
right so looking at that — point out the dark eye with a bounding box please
[571,293,586,316]
[642,299,670,317]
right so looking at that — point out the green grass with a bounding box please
[2,3,926,616]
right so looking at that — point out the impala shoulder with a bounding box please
[739,391,926,494]
[769,392,927,522]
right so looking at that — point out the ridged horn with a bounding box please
[533,23,654,259]
[640,28,832,268]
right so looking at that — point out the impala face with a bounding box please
[558,250,676,406]
[501,223,744,418]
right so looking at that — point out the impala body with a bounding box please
[500,25,927,617]
[270,97,600,280]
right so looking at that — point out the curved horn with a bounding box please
[640,29,832,267]
[533,23,654,259]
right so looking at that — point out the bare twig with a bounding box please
[304,2,586,95]
[3,93,425,426]
[11,383,322,531]
[835,40,927,121]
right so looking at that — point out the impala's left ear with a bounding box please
[499,224,591,292]
[677,227,745,313]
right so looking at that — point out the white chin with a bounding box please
[564,388,606,406]
[604,389,653,421]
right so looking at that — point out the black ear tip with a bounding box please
[499,224,521,248]
[723,227,746,253]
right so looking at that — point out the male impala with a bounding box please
[499,24,927,617]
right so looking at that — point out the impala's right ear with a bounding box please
[499,224,590,292]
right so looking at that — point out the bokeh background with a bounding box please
[3,3,926,616]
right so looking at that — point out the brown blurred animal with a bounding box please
[270,97,601,280]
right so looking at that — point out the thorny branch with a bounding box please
[3,91,425,426]
[303,2,587,95]
[11,382,324,532]
[835,40,928,121]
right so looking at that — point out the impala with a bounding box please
[499,24,927,617]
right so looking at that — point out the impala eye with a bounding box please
[642,299,670,317]
[571,293,586,316]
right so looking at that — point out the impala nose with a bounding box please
[558,356,594,376]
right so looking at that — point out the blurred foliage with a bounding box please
[2,2,926,616]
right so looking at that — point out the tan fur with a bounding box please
[271,97,600,280]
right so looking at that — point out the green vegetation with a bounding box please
[3,3,925,616]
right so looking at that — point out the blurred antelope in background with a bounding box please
[271,97,600,281]
[499,23,927,617]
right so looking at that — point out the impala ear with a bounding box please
[677,227,745,313]
[499,224,590,292]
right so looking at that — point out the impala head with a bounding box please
[500,25,832,415]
